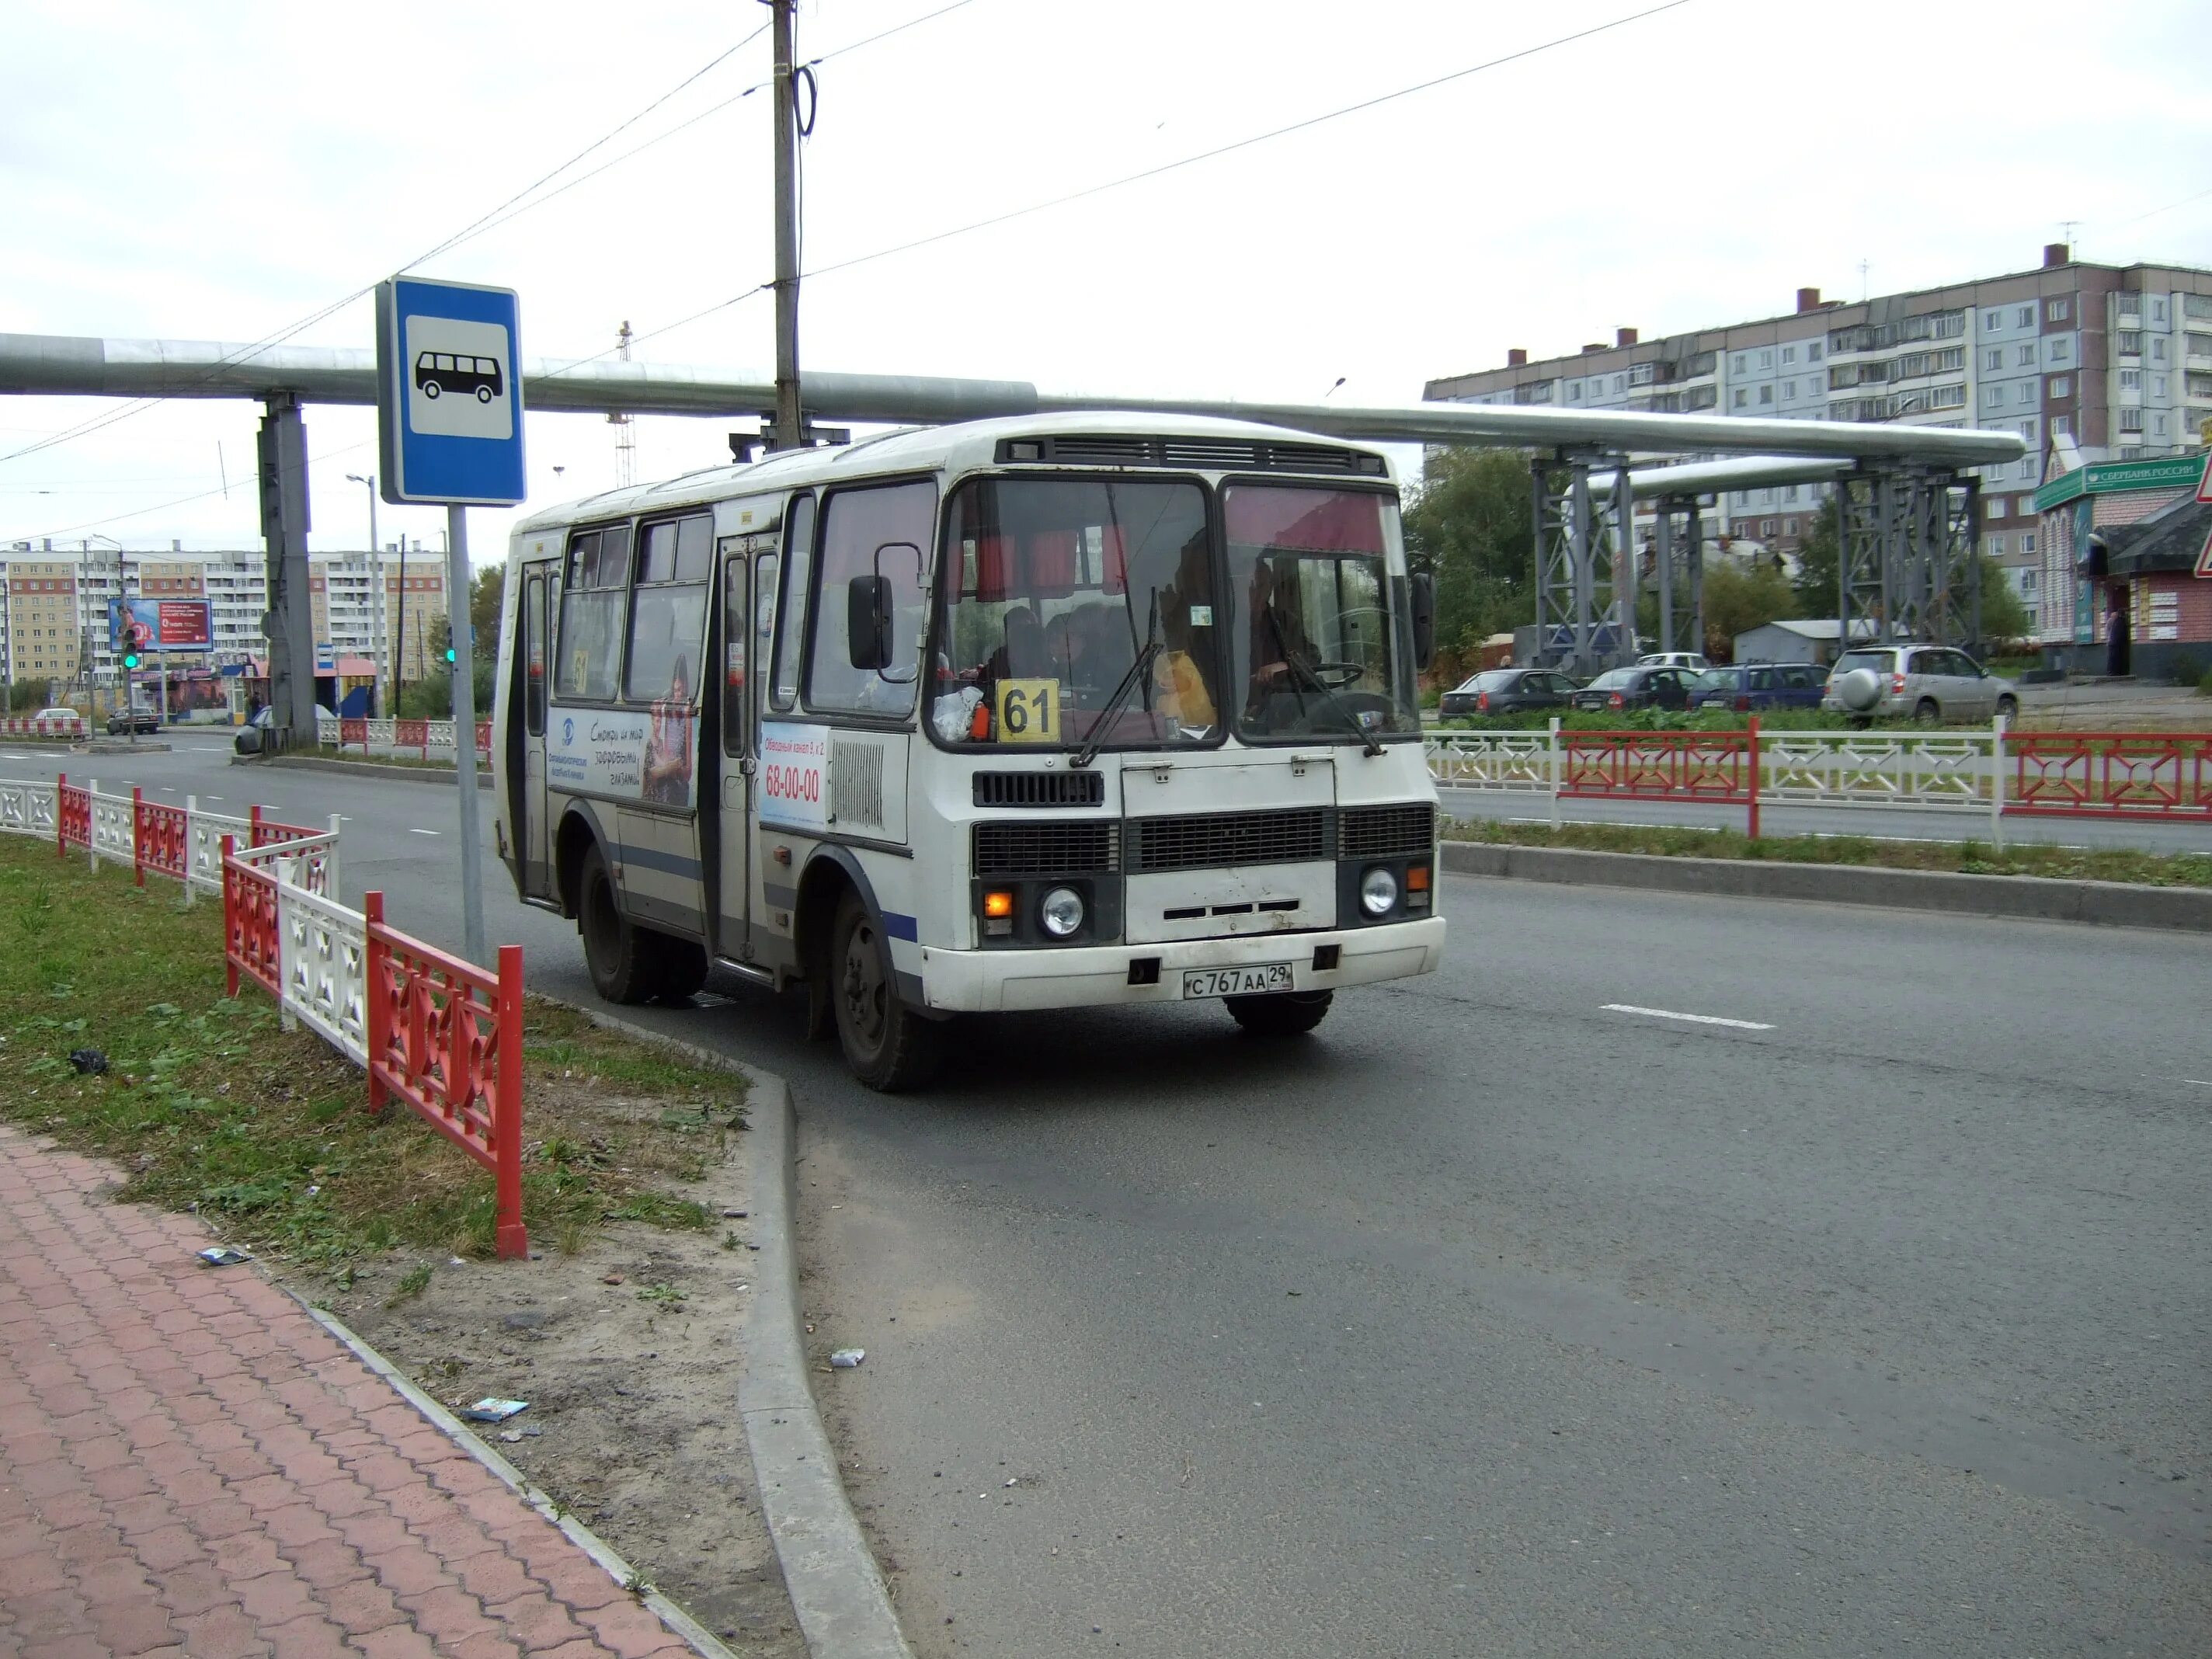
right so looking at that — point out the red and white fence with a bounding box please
[1428,718,2212,842]
[318,711,492,762]
[0,712,87,738]
[2,770,530,1259]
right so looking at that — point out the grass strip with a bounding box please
[1444,815,2212,889]
[0,833,746,1278]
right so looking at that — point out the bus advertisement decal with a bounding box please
[760,722,830,832]
[548,708,697,808]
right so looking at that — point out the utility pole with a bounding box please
[767,0,802,450]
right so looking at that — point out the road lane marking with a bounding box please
[2186,1079,2212,1088]
[409,828,440,836]
[1603,1003,1774,1031]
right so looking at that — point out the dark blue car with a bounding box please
[1688,662,1828,712]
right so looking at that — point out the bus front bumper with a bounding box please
[913,917,1446,1014]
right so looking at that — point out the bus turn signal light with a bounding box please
[983,889,1016,937]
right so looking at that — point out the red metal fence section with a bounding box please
[133,788,189,885]
[1556,722,1765,836]
[2009,732,2212,821]
[57,776,89,855]
[395,718,430,758]
[221,840,281,997]
[364,893,527,1259]
[476,720,492,757]
[340,717,367,752]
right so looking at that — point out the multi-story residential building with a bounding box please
[1424,245,2212,641]
[0,542,446,701]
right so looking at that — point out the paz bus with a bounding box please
[490,412,1446,1090]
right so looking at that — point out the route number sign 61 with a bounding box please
[994,679,1060,744]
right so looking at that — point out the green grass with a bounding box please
[1445,815,2212,889]
[0,835,746,1275]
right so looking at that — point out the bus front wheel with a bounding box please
[579,843,659,1004]
[830,891,941,1092]
[1226,989,1333,1037]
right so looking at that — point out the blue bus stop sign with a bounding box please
[375,277,527,506]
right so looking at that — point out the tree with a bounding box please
[1702,559,1796,660]
[1790,497,1842,617]
[471,565,505,665]
[1974,554,2029,646]
[1400,447,1533,675]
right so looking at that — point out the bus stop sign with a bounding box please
[375,277,527,506]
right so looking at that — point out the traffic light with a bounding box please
[444,645,457,665]
[122,647,141,671]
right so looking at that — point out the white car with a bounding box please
[1823,645,2019,725]
[28,706,85,738]
[1636,651,1710,672]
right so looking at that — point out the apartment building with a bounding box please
[0,543,445,697]
[1424,245,2212,638]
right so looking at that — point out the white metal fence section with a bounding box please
[231,830,340,899]
[1424,732,1553,792]
[276,873,369,1063]
[87,784,134,871]
[0,778,57,837]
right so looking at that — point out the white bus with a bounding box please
[491,412,1445,1090]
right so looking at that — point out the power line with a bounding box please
[0,22,781,471]
[617,0,1692,353]
[6,440,374,543]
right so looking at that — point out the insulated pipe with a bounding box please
[1586,454,1857,501]
[0,332,2029,466]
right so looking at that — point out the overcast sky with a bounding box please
[5,0,2208,560]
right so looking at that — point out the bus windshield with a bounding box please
[1224,484,1421,743]
[931,477,1222,750]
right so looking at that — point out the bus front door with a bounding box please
[711,544,770,960]
[518,560,556,900]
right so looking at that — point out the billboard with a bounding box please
[108,597,214,653]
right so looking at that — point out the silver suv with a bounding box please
[1822,645,2019,725]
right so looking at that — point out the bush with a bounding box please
[2199,667,2212,699]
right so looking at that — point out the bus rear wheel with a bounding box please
[1225,989,1333,1037]
[830,892,941,1092]
[579,843,659,1004]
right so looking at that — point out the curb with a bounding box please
[552,1006,913,1659]
[1440,839,2212,932]
[251,753,490,788]
[289,1296,743,1659]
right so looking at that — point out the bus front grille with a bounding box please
[972,770,1106,809]
[973,820,1121,878]
[1339,803,1435,861]
[1125,809,1330,873]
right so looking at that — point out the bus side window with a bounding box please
[524,571,547,736]
[806,479,935,717]
[720,543,749,758]
[753,551,778,729]
[770,495,815,713]
[555,528,626,701]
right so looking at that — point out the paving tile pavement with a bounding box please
[0,1127,697,1657]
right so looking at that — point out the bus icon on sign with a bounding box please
[416,352,504,404]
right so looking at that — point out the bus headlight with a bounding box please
[1358,867,1398,917]
[1039,886,1085,938]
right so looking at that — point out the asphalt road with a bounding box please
[28,749,2210,1657]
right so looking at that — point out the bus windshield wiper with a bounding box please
[1284,654,1384,756]
[1073,598,1160,770]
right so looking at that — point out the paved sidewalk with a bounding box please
[0,1126,697,1657]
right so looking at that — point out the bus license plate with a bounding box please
[1181,963,1293,1000]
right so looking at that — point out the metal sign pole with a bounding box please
[447,505,487,967]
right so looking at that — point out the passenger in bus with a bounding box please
[642,655,695,805]
[1156,533,1220,732]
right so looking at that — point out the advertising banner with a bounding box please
[546,704,698,809]
[108,597,214,652]
[760,722,829,831]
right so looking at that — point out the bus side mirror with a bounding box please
[847,574,892,671]
[1410,573,1436,672]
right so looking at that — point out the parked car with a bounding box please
[1688,662,1828,713]
[1821,645,2019,725]
[106,708,162,735]
[1636,651,1711,672]
[232,704,275,756]
[1570,665,1699,713]
[1438,667,1581,718]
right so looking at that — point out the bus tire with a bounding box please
[830,891,941,1092]
[578,843,659,1004]
[1225,989,1333,1037]
[653,937,709,1003]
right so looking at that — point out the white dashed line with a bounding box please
[409,827,440,836]
[1602,1003,1775,1032]
[2186,1079,2212,1089]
